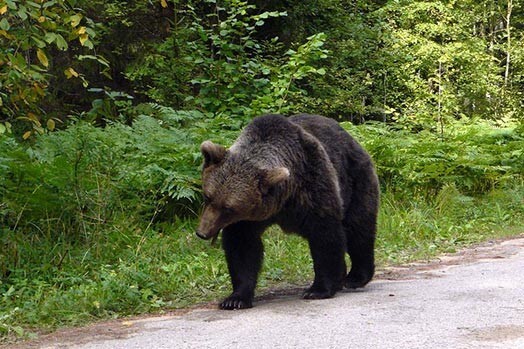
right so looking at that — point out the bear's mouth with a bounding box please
[195,228,222,244]
[210,232,220,245]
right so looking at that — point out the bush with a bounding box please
[1,108,228,241]
[342,120,524,193]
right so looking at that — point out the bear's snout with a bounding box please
[197,207,223,240]
[195,225,220,240]
[196,230,211,240]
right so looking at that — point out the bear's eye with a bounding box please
[203,194,212,204]
[223,205,235,215]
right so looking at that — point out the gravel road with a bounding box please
[9,237,524,349]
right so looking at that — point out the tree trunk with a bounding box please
[504,0,513,87]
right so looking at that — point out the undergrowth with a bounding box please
[0,116,523,342]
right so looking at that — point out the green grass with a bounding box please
[1,183,523,343]
[376,183,524,264]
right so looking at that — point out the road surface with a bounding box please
[9,237,524,349]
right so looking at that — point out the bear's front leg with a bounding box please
[302,217,346,299]
[220,221,266,310]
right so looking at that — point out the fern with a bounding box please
[148,103,206,125]
[342,120,523,193]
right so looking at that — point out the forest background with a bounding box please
[0,0,523,341]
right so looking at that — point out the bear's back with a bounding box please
[289,114,371,167]
[289,114,376,208]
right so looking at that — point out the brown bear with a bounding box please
[197,114,379,310]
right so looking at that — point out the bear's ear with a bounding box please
[259,167,290,194]
[201,140,227,168]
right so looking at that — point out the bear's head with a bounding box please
[196,140,290,240]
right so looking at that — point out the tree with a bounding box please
[0,0,101,137]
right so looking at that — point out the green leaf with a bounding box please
[17,5,28,20]
[5,0,17,10]
[43,1,58,8]
[26,1,40,8]
[83,40,94,49]
[0,18,10,31]
[85,27,96,36]
[44,32,57,44]
[55,34,68,50]
[32,36,46,48]
[13,326,25,336]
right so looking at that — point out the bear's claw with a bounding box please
[302,286,335,299]
[219,295,253,310]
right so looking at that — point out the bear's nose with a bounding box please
[196,230,211,240]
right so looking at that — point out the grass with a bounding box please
[376,183,524,264]
[1,182,523,343]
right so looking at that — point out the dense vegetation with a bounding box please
[0,0,523,342]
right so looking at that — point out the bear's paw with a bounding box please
[345,269,373,289]
[302,285,335,299]
[219,294,253,310]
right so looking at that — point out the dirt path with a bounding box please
[6,236,524,349]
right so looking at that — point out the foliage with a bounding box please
[374,0,513,127]
[1,0,523,129]
[252,0,523,124]
[125,0,327,124]
[183,0,286,117]
[0,0,103,136]
[0,107,230,241]
[342,120,524,193]
[2,0,523,129]
[377,184,524,264]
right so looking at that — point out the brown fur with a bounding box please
[197,114,379,310]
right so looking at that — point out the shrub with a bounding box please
[342,120,524,193]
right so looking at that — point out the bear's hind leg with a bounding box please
[344,218,376,289]
[221,221,266,310]
[302,217,346,299]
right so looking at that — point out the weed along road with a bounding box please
[12,237,524,349]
